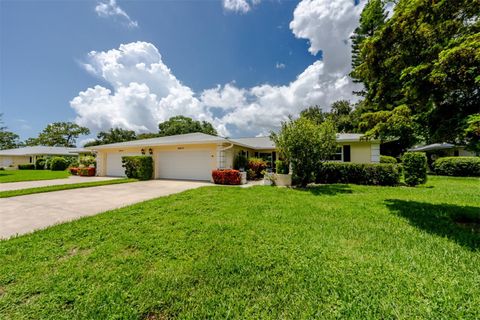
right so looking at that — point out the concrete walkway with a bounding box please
[0,176,120,192]
[0,180,210,239]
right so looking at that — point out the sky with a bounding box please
[0,0,366,145]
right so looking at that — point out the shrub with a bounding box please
[18,164,35,170]
[233,154,248,171]
[0,167,4,170]
[78,167,96,177]
[247,157,268,180]
[69,167,79,175]
[380,155,397,164]
[35,158,46,170]
[212,169,241,185]
[122,156,153,180]
[315,162,401,186]
[433,157,480,177]
[50,157,69,171]
[402,152,427,186]
[80,155,96,167]
[275,160,289,174]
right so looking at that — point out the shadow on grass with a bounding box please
[385,199,480,250]
[299,184,353,196]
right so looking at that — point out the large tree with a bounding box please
[271,117,337,187]
[300,100,357,133]
[351,0,480,145]
[158,116,217,137]
[0,113,21,150]
[28,122,90,147]
[84,128,137,147]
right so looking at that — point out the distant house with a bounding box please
[0,146,91,168]
[408,143,477,159]
[86,132,380,181]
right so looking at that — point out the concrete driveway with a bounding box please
[0,180,210,239]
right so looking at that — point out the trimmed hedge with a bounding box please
[315,162,401,186]
[121,156,153,180]
[402,152,427,186]
[35,158,46,170]
[18,164,35,170]
[78,167,96,177]
[50,157,69,171]
[380,155,397,164]
[433,157,480,177]
[212,169,241,185]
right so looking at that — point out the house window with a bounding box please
[328,147,343,161]
[258,152,274,169]
[29,157,33,163]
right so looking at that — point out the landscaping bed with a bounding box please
[0,176,478,318]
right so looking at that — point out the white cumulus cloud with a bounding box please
[95,0,138,28]
[223,0,261,13]
[72,0,366,137]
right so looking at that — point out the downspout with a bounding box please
[217,142,234,169]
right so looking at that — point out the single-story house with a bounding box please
[408,143,477,157]
[0,146,91,168]
[87,132,380,181]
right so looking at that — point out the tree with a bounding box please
[271,117,337,187]
[84,128,137,147]
[158,116,217,137]
[463,114,480,153]
[0,113,21,150]
[30,122,90,147]
[300,101,357,133]
[351,0,480,144]
[299,106,327,125]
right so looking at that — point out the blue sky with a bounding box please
[1,0,363,143]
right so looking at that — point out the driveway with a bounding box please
[0,180,210,239]
[0,176,120,192]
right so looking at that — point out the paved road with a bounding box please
[0,176,119,192]
[0,180,210,239]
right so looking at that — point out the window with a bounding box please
[328,147,343,161]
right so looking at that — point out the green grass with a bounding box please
[0,176,479,319]
[0,179,137,198]
[0,170,70,183]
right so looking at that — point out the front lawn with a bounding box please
[0,176,479,318]
[0,170,70,183]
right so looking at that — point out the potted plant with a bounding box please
[264,160,292,187]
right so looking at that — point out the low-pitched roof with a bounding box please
[0,146,91,157]
[86,132,377,151]
[408,143,456,152]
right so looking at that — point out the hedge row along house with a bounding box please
[0,146,91,169]
[87,132,380,182]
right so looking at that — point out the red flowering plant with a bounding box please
[212,169,241,185]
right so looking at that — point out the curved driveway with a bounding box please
[0,180,210,239]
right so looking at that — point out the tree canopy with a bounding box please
[158,116,217,137]
[0,114,21,150]
[26,122,90,147]
[351,0,480,147]
[84,128,138,147]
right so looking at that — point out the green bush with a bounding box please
[233,154,248,171]
[380,155,397,164]
[315,162,401,186]
[402,152,427,186]
[35,158,46,170]
[18,164,35,170]
[122,156,153,180]
[433,157,480,177]
[49,157,69,171]
[247,157,268,180]
[275,160,289,174]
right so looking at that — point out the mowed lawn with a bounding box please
[0,176,479,319]
[0,170,70,183]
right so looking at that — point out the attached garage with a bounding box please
[157,150,212,181]
[106,152,141,177]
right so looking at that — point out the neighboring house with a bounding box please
[408,143,477,159]
[0,146,91,168]
[87,132,380,181]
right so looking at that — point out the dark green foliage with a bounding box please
[315,162,401,186]
[380,155,397,164]
[246,158,268,180]
[275,160,289,174]
[300,101,357,133]
[158,116,217,137]
[18,164,35,170]
[84,128,137,147]
[434,157,480,177]
[49,157,69,171]
[463,114,480,153]
[26,122,90,147]
[402,152,428,186]
[35,158,45,170]
[233,154,248,170]
[121,156,153,180]
[0,113,21,150]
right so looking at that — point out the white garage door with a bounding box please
[157,150,212,181]
[106,153,141,177]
